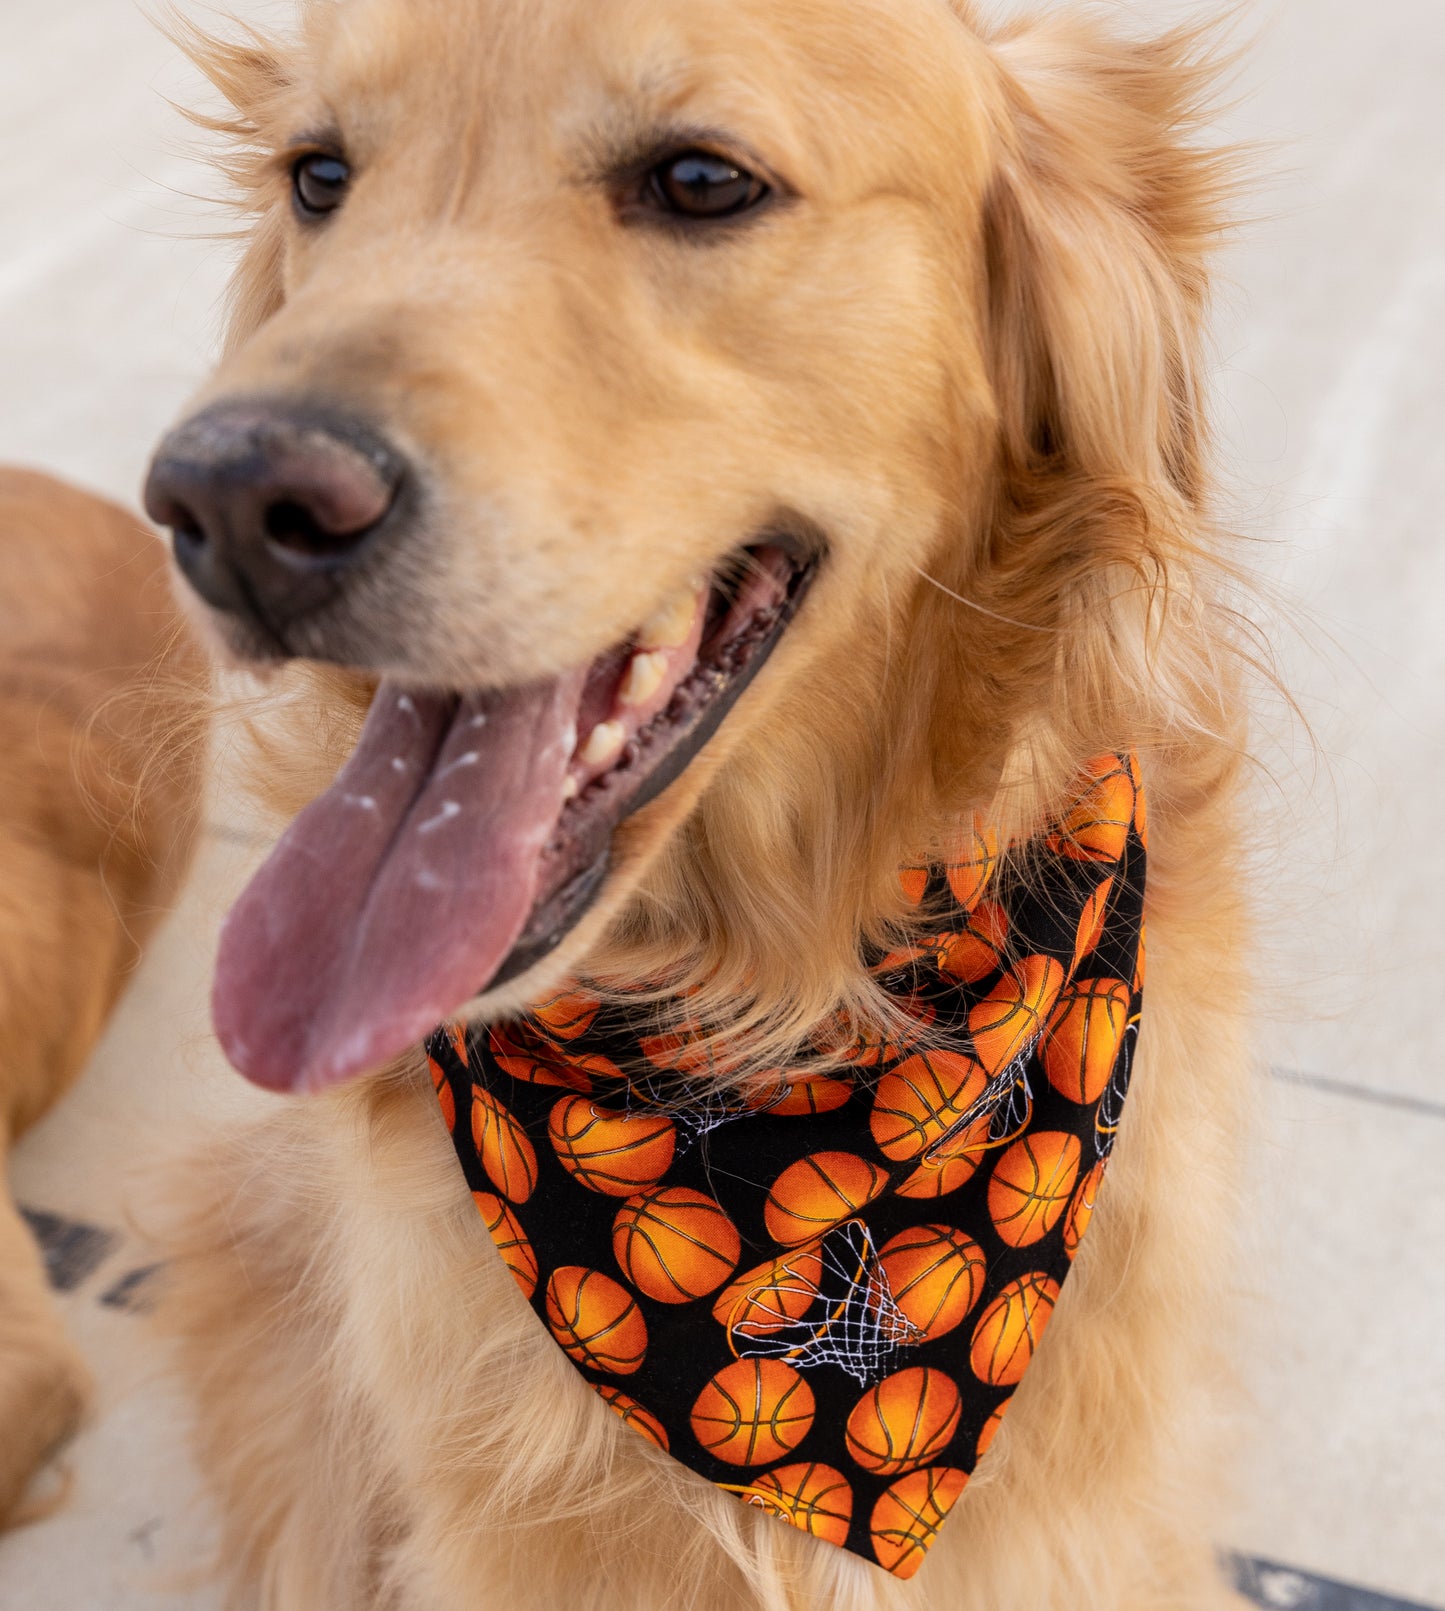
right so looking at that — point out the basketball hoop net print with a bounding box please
[428,752,1148,1580]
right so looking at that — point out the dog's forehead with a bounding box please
[307,0,986,175]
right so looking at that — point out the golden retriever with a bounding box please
[0,470,203,1524]
[144,0,1257,1605]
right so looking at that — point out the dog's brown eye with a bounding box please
[647,152,768,220]
[293,153,351,218]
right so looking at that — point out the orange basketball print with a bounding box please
[488,1023,596,1092]
[898,864,929,907]
[1072,876,1115,972]
[987,1131,1081,1248]
[1043,978,1130,1105]
[430,1055,455,1133]
[869,1466,969,1579]
[763,1152,890,1247]
[870,1050,989,1162]
[753,1068,855,1116]
[712,1244,826,1340]
[975,1403,1006,1460]
[690,1358,816,1467]
[944,816,1000,911]
[472,1191,538,1299]
[817,1002,935,1068]
[1127,749,1148,849]
[967,954,1065,1074]
[544,1266,648,1376]
[845,1366,962,1477]
[471,1086,538,1204]
[1046,754,1135,864]
[876,1225,986,1341]
[970,1272,1060,1385]
[738,1463,853,1547]
[894,1147,986,1200]
[612,1187,741,1303]
[548,1097,676,1197]
[444,1022,469,1066]
[532,986,601,1041]
[593,1384,669,1451]
[1063,1161,1107,1258]
[939,900,1010,985]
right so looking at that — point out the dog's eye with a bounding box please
[646,151,768,220]
[292,153,351,218]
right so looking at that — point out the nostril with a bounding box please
[264,497,350,557]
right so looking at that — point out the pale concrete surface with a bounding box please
[1,0,1442,1607]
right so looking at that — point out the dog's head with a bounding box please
[147,0,1227,1092]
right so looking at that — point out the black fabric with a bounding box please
[427,753,1147,1579]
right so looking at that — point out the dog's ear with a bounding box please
[979,14,1234,521]
[166,18,294,346]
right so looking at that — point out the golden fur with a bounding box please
[155,0,1260,1604]
[0,470,204,1524]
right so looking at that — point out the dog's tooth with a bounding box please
[580,720,625,768]
[619,650,669,708]
[562,775,579,802]
[638,588,699,650]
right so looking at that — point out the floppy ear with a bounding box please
[958,13,1240,769]
[981,14,1231,507]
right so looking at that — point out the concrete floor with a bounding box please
[1,0,1442,1606]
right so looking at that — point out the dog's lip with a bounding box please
[489,538,822,990]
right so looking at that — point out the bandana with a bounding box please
[426,753,1146,1580]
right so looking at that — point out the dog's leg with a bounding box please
[0,1162,92,1524]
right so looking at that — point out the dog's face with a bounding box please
[148,0,1212,1091]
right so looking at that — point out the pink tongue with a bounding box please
[214,676,580,1093]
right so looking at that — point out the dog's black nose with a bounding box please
[144,402,406,627]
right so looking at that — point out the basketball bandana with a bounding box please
[426,753,1146,1580]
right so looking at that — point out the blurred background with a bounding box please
[0,0,1441,1607]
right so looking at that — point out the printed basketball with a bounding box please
[690,1358,816,1467]
[712,1244,825,1338]
[975,1403,1006,1460]
[544,1266,648,1375]
[548,1096,676,1196]
[430,1055,456,1133]
[471,1086,538,1203]
[870,1051,989,1162]
[1072,876,1115,971]
[754,1068,855,1115]
[1063,1161,1107,1258]
[1046,754,1135,863]
[818,1002,934,1068]
[967,954,1065,1074]
[869,1466,969,1579]
[489,1023,605,1091]
[970,1272,1060,1386]
[876,1225,986,1341]
[1043,978,1130,1104]
[938,900,1010,985]
[472,1190,538,1299]
[897,864,929,907]
[532,986,601,1040]
[845,1366,962,1476]
[1127,749,1148,849]
[944,816,1000,910]
[593,1384,669,1451]
[741,1462,853,1546]
[987,1131,1081,1247]
[612,1187,741,1303]
[894,1148,985,1200]
[763,1152,890,1246]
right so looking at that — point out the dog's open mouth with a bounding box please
[213,540,818,1093]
